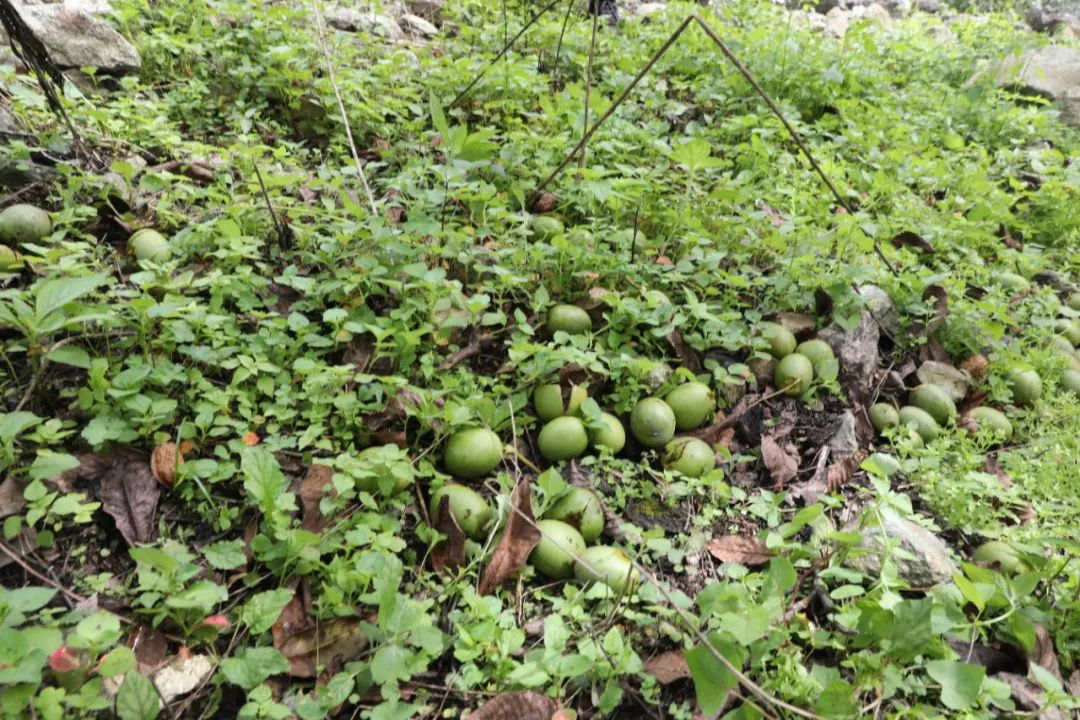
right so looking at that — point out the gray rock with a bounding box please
[0,101,21,135]
[827,411,859,459]
[16,4,140,74]
[634,2,668,16]
[989,46,1080,102]
[858,285,899,337]
[881,0,910,17]
[329,7,404,39]
[915,0,940,12]
[399,12,438,37]
[1062,86,1080,127]
[825,6,851,35]
[915,361,970,403]
[819,311,879,392]
[642,362,674,391]
[405,0,444,22]
[789,9,828,31]
[1032,269,1079,295]
[848,507,958,587]
[852,2,893,27]
[0,158,57,189]
[925,23,955,42]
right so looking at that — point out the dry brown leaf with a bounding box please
[960,354,989,380]
[150,442,182,488]
[666,329,702,373]
[923,284,949,335]
[983,455,1012,490]
[826,450,866,492]
[478,479,541,595]
[0,475,25,519]
[344,333,375,374]
[958,390,989,415]
[276,617,364,678]
[1031,626,1062,680]
[643,650,691,684]
[760,436,798,490]
[997,672,1065,720]
[98,454,160,547]
[127,625,168,675]
[920,337,952,364]
[431,495,466,573]
[707,535,772,566]
[891,230,935,254]
[299,464,334,534]
[464,691,558,720]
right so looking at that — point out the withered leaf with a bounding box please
[923,284,948,335]
[891,230,935,254]
[531,191,558,214]
[127,625,168,675]
[276,617,364,678]
[150,442,182,488]
[51,452,111,493]
[920,336,951,364]
[643,650,692,684]
[431,495,466,572]
[1031,625,1062,680]
[478,479,541,595]
[826,450,866,492]
[760,436,798,489]
[299,463,334,534]
[464,691,558,720]
[0,475,25,519]
[997,672,1065,720]
[99,454,160,546]
[343,333,375,374]
[706,535,773,566]
[983,455,1012,490]
[665,329,702,373]
[958,390,989,415]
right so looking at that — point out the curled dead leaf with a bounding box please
[478,479,541,596]
[706,535,772,566]
[464,691,558,720]
[666,329,702,373]
[891,230,934,254]
[643,650,691,684]
[99,454,161,547]
[531,191,558,214]
[760,436,798,490]
[299,463,334,534]
[431,495,466,572]
[150,442,182,488]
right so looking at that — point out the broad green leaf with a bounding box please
[686,634,746,716]
[241,589,294,635]
[0,412,40,441]
[202,540,247,570]
[98,646,136,678]
[34,274,108,321]
[2,586,56,613]
[129,547,178,574]
[165,580,227,611]
[28,453,80,482]
[370,644,411,684]
[925,660,984,710]
[115,670,159,720]
[44,344,91,368]
[219,647,289,690]
[952,573,985,612]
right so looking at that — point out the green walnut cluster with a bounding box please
[755,322,835,397]
[529,504,637,594]
[533,383,626,460]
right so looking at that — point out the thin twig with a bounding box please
[0,541,87,605]
[551,0,576,87]
[310,0,378,215]
[448,0,564,109]
[580,7,599,172]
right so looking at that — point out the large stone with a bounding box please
[858,285,899,337]
[990,46,1080,102]
[848,507,958,587]
[915,361,970,403]
[827,411,859,459]
[404,0,445,22]
[328,7,404,39]
[824,6,851,35]
[851,2,893,27]
[789,9,828,31]
[15,5,140,74]
[399,13,438,37]
[0,102,20,135]
[819,311,879,393]
[1061,86,1080,127]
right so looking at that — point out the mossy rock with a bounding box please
[664,381,715,431]
[898,405,941,443]
[909,384,957,425]
[0,204,51,246]
[443,427,502,479]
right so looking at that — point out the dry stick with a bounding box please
[0,541,87,605]
[551,0,577,86]
[448,0,565,109]
[579,7,600,172]
[495,494,826,720]
[533,14,695,201]
[311,0,378,215]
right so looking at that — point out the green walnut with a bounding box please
[869,403,900,433]
[530,215,565,240]
[529,519,586,579]
[966,406,1012,441]
[1007,369,1041,407]
[997,272,1030,293]
[0,203,51,246]
[774,353,814,396]
[1054,319,1080,347]
[129,228,172,262]
[533,383,587,421]
[546,304,592,335]
[662,437,715,478]
[795,338,835,372]
[898,405,941,443]
[630,398,677,448]
[537,416,589,462]
[575,545,638,594]
[664,381,715,431]
[972,540,1028,574]
[589,412,626,453]
[1068,293,1080,312]
[443,427,502,479]
[430,484,492,539]
[545,487,604,543]
[909,384,957,425]
[1062,369,1080,396]
[758,322,797,359]
[0,245,23,271]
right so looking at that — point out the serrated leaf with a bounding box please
[99,646,136,677]
[686,634,746,716]
[925,660,984,710]
[242,589,295,635]
[219,647,289,690]
[45,344,91,368]
[203,540,247,571]
[34,274,109,321]
[116,670,160,720]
